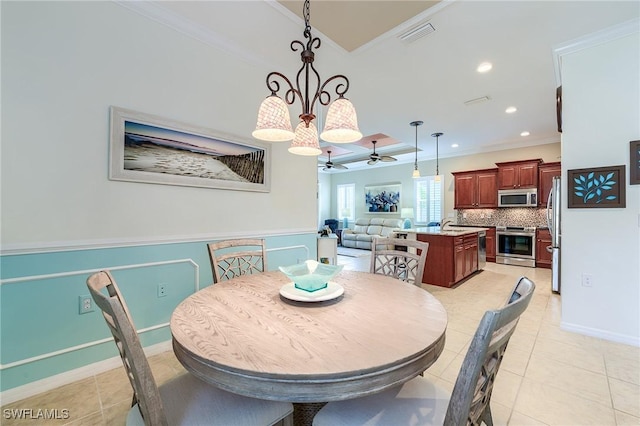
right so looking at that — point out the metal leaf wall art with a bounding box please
[568,165,626,208]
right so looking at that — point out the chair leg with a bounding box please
[283,413,294,426]
[481,405,494,426]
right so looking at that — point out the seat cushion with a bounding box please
[355,234,374,243]
[380,227,396,237]
[127,373,292,426]
[313,376,450,426]
[353,224,369,233]
[366,225,383,235]
[342,232,357,241]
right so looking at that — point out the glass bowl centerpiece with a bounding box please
[278,260,344,292]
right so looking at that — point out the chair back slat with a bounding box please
[445,276,535,425]
[208,239,267,283]
[87,271,168,426]
[370,237,429,286]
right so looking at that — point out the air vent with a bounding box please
[464,96,491,106]
[398,22,435,43]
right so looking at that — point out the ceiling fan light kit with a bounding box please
[367,140,398,165]
[322,150,348,171]
[253,0,362,156]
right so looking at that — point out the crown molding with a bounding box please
[552,17,640,86]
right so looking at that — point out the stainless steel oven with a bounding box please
[496,226,536,267]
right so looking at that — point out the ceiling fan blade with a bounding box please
[334,164,348,170]
[367,158,379,165]
[380,156,397,162]
[322,166,330,171]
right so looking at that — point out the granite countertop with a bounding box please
[399,226,489,236]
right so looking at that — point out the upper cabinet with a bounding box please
[538,162,561,206]
[496,159,542,189]
[452,168,498,209]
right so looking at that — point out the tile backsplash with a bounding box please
[456,208,548,227]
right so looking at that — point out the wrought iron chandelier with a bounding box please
[410,121,423,178]
[252,0,362,156]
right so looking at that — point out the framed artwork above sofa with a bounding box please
[364,183,400,213]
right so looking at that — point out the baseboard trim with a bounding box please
[560,321,640,347]
[0,340,172,405]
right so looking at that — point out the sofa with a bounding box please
[341,218,403,250]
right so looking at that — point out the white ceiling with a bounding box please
[123,1,639,172]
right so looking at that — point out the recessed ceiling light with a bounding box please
[520,131,530,137]
[451,143,459,148]
[505,106,517,114]
[477,62,492,73]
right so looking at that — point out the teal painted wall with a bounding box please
[0,233,317,391]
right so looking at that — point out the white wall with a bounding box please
[561,30,640,345]
[1,1,318,251]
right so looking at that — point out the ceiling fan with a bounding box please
[321,150,348,171]
[367,140,397,165]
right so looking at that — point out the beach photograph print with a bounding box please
[109,107,270,192]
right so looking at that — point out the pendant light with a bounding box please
[431,132,443,181]
[410,121,423,178]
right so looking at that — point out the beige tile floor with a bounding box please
[2,255,639,425]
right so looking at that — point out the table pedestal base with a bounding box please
[293,402,327,426]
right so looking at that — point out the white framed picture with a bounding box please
[109,106,271,192]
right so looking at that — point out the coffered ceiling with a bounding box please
[123,1,639,172]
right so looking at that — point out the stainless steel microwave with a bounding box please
[498,188,538,207]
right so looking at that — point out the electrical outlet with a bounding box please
[79,295,94,314]
[157,283,167,298]
[582,273,593,287]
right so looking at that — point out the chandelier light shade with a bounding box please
[288,122,322,156]
[319,98,362,143]
[252,95,295,141]
[410,120,423,179]
[253,0,362,155]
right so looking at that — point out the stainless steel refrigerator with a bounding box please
[546,176,561,293]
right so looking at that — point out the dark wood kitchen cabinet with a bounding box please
[454,239,465,282]
[464,234,478,276]
[452,168,498,209]
[485,227,496,262]
[538,162,561,206]
[536,228,552,268]
[417,232,479,287]
[454,235,477,283]
[496,159,542,189]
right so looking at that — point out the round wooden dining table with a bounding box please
[170,270,447,425]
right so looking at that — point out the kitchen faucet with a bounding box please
[440,219,454,230]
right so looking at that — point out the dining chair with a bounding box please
[313,276,536,426]
[86,270,293,426]
[370,237,429,286]
[208,238,268,283]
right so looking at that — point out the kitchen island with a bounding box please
[399,226,488,288]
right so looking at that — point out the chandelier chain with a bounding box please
[264,0,350,127]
